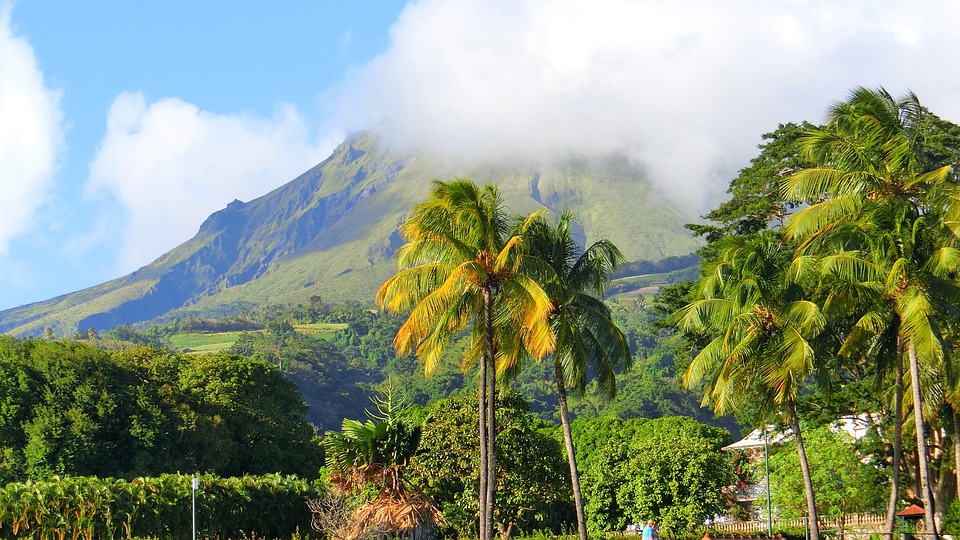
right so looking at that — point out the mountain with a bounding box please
[0,131,700,337]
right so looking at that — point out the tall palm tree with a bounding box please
[376,179,554,540]
[675,230,826,540]
[782,87,960,537]
[527,212,631,540]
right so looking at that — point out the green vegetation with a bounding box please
[671,87,960,540]
[769,427,885,522]
[573,415,732,538]
[0,338,322,483]
[376,179,555,540]
[0,473,322,540]
[168,331,242,353]
[10,87,960,540]
[294,322,349,338]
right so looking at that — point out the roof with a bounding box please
[722,427,790,451]
[897,504,925,518]
[723,414,879,452]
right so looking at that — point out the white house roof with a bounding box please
[722,427,790,451]
[722,414,878,451]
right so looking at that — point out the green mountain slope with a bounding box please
[0,131,700,336]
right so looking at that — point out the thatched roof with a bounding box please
[352,489,446,536]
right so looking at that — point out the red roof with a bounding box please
[897,504,925,518]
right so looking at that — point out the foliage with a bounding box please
[685,122,816,250]
[409,394,570,538]
[0,473,322,540]
[768,426,886,520]
[574,416,731,538]
[941,497,960,536]
[0,337,322,482]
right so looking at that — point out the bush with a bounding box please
[0,473,324,539]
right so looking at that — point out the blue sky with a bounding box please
[3,0,960,311]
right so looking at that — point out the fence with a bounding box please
[709,513,888,534]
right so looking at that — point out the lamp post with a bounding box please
[764,428,772,536]
[192,476,199,540]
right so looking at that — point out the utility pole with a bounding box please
[192,476,199,540]
[765,428,773,536]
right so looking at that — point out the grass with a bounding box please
[294,322,348,339]
[167,323,349,354]
[168,332,243,354]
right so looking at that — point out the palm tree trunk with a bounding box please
[908,341,938,538]
[487,357,497,540]
[950,412,960,499]
[787,400,820,540]
[479,342,489,540]
[483,286,497,540]
[885,344,904,540]
[953,410,960,499]
[555,360,588,540]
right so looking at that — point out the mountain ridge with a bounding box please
[0,131,700,336]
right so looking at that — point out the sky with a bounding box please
[2,0,960,311]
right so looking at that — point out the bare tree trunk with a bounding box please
[788,400,821,540]
[908,341,938,539]
[555,360,588,540]
[885,343,904,540]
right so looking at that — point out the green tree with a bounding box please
[674,230,826,540]
[782,87,960,537]
[376,179,554,540]
[686,122,815,248]
[178,353,321,477]
[769,426,885,539]
[527,211,631,540]
[574,416,730,538]
[409,394,568,539]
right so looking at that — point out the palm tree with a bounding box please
[675,230,826,540]
[321,388,444,540]
[782,87,960,537]
[527,212,631,540]
[376,179,554,540]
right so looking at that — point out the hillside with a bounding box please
[0,131,700,337]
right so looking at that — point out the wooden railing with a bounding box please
[708,513,887,534]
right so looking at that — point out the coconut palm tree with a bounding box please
[675,230,826,540]
[782,87,960,537]
[526,212,631,540]
[376,179,554,540]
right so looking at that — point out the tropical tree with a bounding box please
[782,87,960,537]
[527,211,631,540]
[674,230,826,540]
[409,393,569,539]
[323,387,443,539]
[769,426,886,538]
[376,179,554,540]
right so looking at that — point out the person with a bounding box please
[642,520,658,540]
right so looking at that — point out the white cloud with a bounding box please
[0,2,62,255]
[334,0,960,213]
[87,92,335,273]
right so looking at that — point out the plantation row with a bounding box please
[0,474,321,539]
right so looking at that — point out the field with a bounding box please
[168,332,243,353]
[169,323,349,354]
[294,322,349,338]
